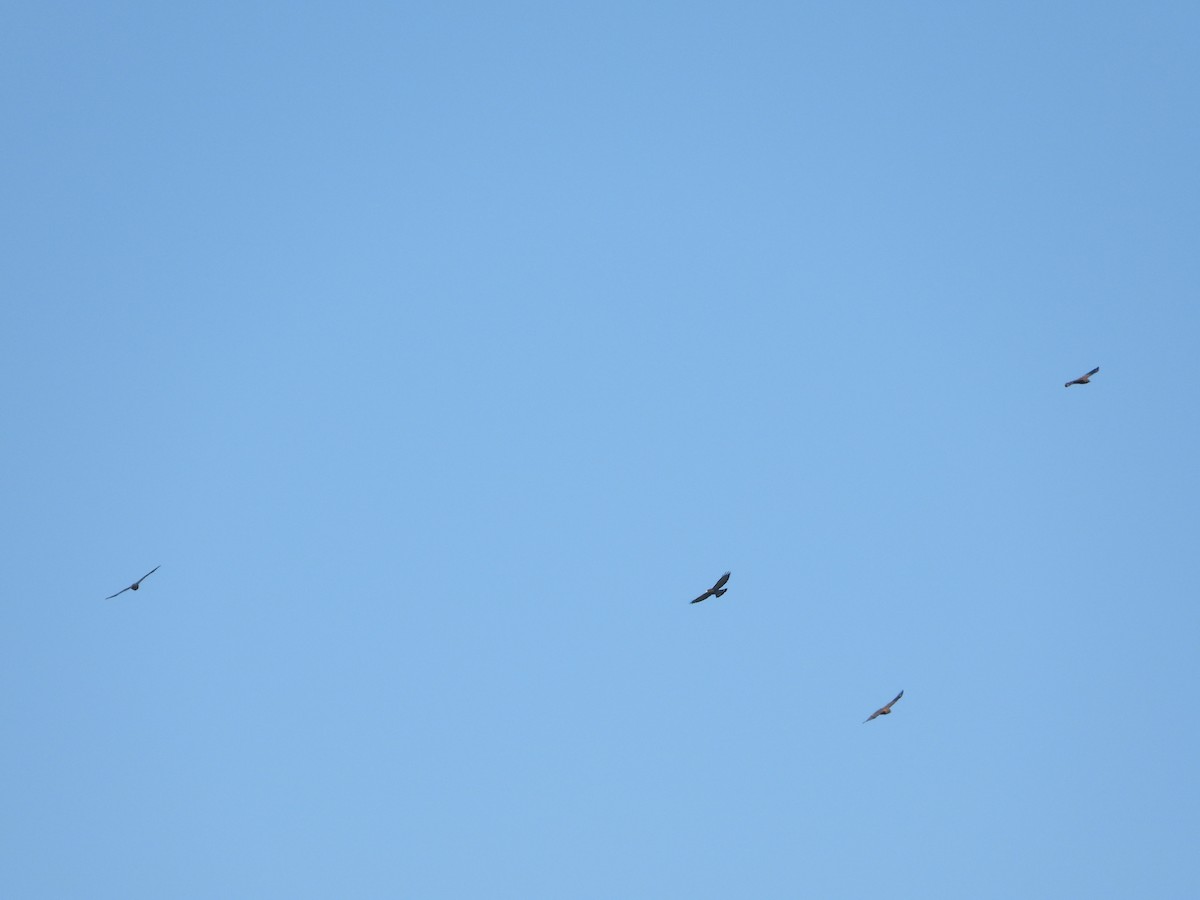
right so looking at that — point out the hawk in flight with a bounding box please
[690,571,731,604]
[863,690,904,723]
[105,566,160,599]
[1064,366,1100,388]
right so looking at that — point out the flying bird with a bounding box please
[863,690,904,723]
[105,566,160,599]
[1064,366,1100,388]
[690,571,731,604]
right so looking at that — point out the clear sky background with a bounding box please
[3,2,1198,897]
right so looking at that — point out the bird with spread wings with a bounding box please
[863,690,904,723]
[690,571,731,604]
[1064,366,1100,388]
[105,566,160,599]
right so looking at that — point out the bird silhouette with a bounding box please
[105,566,160,599]
[690,571,731,604]
[1064,366,1100,388]
[863,690,904,723]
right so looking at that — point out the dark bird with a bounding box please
[105,566,160,599]
[1064,366,1100,388]
[863,690,904,723]
[690,571,731,604]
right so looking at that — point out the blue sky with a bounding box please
[3,2,1199,897]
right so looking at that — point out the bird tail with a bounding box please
[714,588,727,598]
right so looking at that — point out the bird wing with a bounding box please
[885,690,904,709]
[712,571,731,591]
[863,709,881,723]
[105,585,132,599]
[134,565,160,585]
[690,591,712,604]
[1085,367,1100,378]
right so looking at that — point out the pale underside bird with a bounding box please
[105,566,160,599]
[690,571,731,604]
[1064,366,1100,388]
[863,690,904,723]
